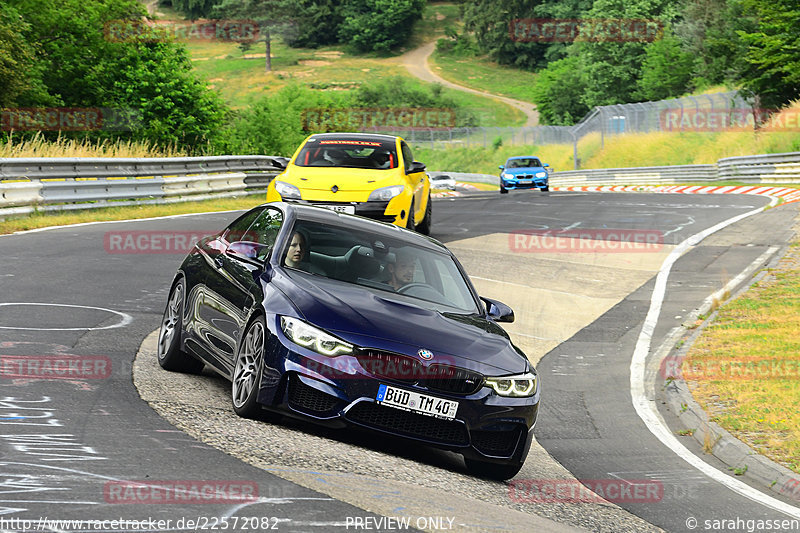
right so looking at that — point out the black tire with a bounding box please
[232,315,267,419]
[500,183,508,194]
[464,457,524,481]
[541,186,550,192]
[406,199,416,231]
[157,278,204,373]
[417,194,432,235]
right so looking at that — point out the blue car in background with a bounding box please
[499,156,550,193]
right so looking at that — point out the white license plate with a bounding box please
[376,384,458,420]
[517,179,533,185]
[315,204,355,215]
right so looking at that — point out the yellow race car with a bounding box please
[266,133,432,234]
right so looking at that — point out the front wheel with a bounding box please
[157,278,204,374]
[464,457,524,481]
[500,183,508,194]
[232,316,266,419]
[405,199,416,231]
[541,186,550,192]
[417,194,432,235]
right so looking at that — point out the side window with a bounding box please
[223,208,263,243]
[246,208,283,247]
[401,142,414,173]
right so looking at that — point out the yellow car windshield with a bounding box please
[295,139,399,169]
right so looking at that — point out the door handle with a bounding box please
[214,256,224,268]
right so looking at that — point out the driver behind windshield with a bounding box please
[387,249,416,290]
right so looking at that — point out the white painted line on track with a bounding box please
[0,303,133,331]
[0,209,246,238]
[629,195,800,518]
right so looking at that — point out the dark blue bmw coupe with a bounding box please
[157,202,539,480]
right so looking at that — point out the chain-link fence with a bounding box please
[373,91,749,168]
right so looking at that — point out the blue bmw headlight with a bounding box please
[485,372,538,397]
[536,172,547,178]
[502,173,512,180]
[280,316,353,356]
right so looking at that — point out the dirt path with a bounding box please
[401,42,539,127]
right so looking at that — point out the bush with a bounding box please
[338,0,425,52]
[530,55,590,125]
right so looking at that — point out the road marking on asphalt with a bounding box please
[0,303,132,331]
[0,209,244,237]
[629,196,800,518]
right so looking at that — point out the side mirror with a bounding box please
[271,157,289,170]
[227,241,270,264]
[408,161,426,173]
[543,163,549,167]
[498,165,505,170]
[480,296,515,323]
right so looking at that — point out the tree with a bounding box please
[530,55,589,124]
[736,0,800,108]
[284,0,344,48]
[92,39,228,148]
[6,0,227,149]
[461,0,549,70]
[579,0,678,107]
[338,0,426,52]
[214,0,295,72]
[636,33,694,100]
[169,0,223,19]
[0,4,50,107]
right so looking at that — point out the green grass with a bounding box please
[685,242,800,474]
[430,50,538,104]
[407,2,462,49]
[0,196,264,235]
[186,39,523,125]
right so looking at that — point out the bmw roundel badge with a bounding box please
[418,349,434,361]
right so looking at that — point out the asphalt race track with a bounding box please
[1,190,799,532]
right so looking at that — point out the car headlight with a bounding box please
[274,180,301,200]
[280,316,352,356]
[502,173,512,179]
[536,172,547,178]
[368,185,405,202]
[485,372,538,397]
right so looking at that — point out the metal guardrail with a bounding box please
[0,156,284,218]
[1,152,799,218]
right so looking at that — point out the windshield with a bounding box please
[283,220,480,314]
[506,158,541,168]
[294,137,399,169]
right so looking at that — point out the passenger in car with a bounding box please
[284,231,324,274]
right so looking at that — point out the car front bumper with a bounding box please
[257,324,539,466]
[501,177,549,190]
